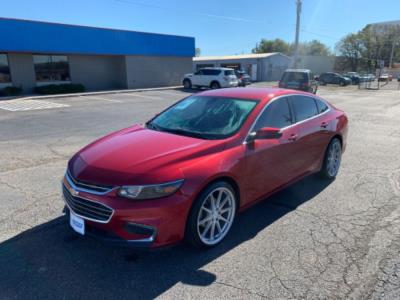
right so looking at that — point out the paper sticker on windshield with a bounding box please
[175,98,196,110]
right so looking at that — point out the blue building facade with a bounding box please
[0,18,195,92]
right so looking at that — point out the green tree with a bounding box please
[336,33,363,71]
[303,40,331,56]
[336,24,400,71]
[252,38,290,54]
[252,38,331,56]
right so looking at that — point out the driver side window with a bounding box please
[253,98,293,130]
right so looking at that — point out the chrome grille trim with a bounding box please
[65,171,116,195]
[62,184,114,223]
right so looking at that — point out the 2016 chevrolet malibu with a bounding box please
[63,88,348,248]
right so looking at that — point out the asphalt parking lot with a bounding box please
[1,82,400,299]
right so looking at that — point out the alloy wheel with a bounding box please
[327,140,342,177]
[196,187,236,246]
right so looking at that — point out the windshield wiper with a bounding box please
[146,121,162,131]
[162,128,210,139]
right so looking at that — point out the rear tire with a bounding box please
[183,79,192,89]
[185,181,237,248]
[320,138,342,179]
[210,81,221,89]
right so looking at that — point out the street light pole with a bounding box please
[293,0,302,68]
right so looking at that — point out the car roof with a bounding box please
[284,69,311,73]
[201,67,234,70]
[196,87,311,103]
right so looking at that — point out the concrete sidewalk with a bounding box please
[0,85,183,101]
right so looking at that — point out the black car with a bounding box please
[344,72,361,84]
[235,70,252,86]
[319,72,352,86]
[279,69,318,94]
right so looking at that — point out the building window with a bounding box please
[196,64,214,71]
[0,54,11,83]
[33,55,70,83]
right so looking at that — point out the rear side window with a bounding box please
[202,69,221,75]
[254,98,292,129]
[290,96,318,122]
[315,99,329,114]
[224,70,235,76]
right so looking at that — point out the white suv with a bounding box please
[183,68,238,89]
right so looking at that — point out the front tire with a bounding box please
[339,80,345,86]
[320,138,342,179]
[210,81,221,89]
[185,182,237,248]
[183,79,192,89]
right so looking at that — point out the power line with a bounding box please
[300,29,341,41]
[114,0,267,24]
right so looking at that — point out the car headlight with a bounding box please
[118,179,184,200]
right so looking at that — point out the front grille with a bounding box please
[66,170,113,194]
[63,185,113,223]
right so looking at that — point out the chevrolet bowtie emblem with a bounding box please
[69,187,79,196]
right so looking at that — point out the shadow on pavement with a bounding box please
[0,175,332,299]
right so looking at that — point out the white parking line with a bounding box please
[129,93,163,100]
[151,90,185,97]
[78,96,122,103]
[0,100,69,111]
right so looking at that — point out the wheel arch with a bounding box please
[188,174,242,215]
[205,176,240,208]
[332,134,343,147]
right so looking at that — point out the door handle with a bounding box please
[321,122,328,128]
[288,133,298,141]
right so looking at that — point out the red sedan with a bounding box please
[63,88,348,248]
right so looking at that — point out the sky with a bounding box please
[2,0,400,56]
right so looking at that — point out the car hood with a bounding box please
[68,124,226,186]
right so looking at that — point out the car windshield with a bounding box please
[147,96,258,140]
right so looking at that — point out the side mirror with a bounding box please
[248,127,282,142]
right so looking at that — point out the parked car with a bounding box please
[344,72,360,84]
[318,72,352,86]
[235,70,252,86]
[378,73,393,82]
[183,67,238,89]
[279,69,318,94]
[63,88,348,248]
[359,73,375,82]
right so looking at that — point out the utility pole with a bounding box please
[389,41,396,69]
[293,0,302,68]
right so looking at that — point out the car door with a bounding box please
[287,95,329,174]
[190,70,202,86]
[244,97,299,203]
[332,74,341,84]
[324,73,332,84]
[201,69,213,86]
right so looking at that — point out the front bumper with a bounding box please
[64,206,157,248]
[222,81,239,88]
[62,176,193,248]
